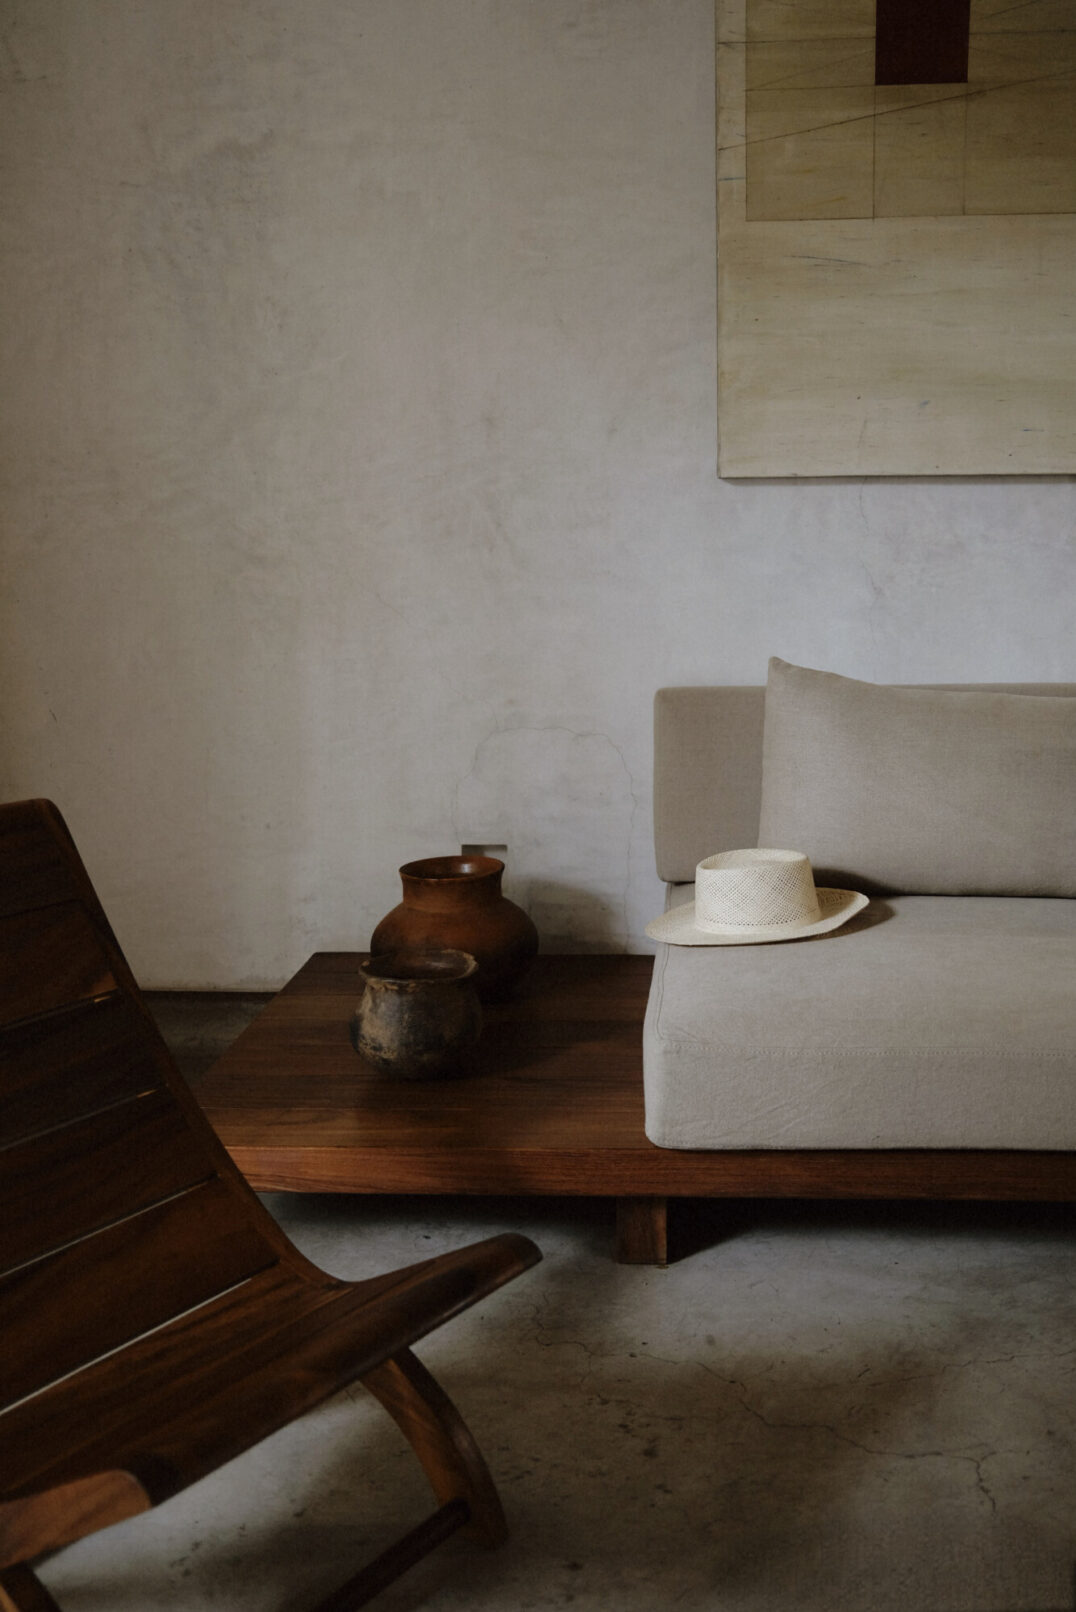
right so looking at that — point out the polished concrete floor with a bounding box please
[36,997,1076,1612]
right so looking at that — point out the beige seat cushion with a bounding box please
[643,891,1076,1150]
[757,658,1076,896]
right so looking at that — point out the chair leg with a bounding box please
[0,1565,64,1612]
[361,1347,508,1547]
[303,1349,509,1610]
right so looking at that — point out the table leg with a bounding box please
[615,1196,668,1265]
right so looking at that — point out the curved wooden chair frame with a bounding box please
[0,799,541,1610]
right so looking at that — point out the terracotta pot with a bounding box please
[370,855,538,1001]
[350,949,482,1080]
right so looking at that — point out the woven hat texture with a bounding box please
[695,848,821,930]
[646,848,868,947]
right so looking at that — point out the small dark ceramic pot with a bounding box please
[351,948,482,1080]
[370,855,538,1001]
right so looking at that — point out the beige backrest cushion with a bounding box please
[654,687,766,882]
[653,680,1076,884]
[757,658,1076,896]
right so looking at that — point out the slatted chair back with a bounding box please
[0,800,291,1421]
[0,800,540,1611]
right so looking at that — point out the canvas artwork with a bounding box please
[716,0,1076,476]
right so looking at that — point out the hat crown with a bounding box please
[694,849,821,933]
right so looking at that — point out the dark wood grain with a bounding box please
[1,1180,278,1407]
[0,994,164,1149]
[0,806,82,921]
[0,1088,214,1273]
[616,1198,668,1266]
[0,905,114,1028]
[0,799,540,1606]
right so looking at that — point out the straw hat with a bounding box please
[646,848,868,946]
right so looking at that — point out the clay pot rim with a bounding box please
[399,854,504,881]
[361,948,479,986]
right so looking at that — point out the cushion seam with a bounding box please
[650,1038,1073,1059]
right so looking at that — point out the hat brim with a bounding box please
[645,886,869,946]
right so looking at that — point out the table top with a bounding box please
[194,952,666,1196]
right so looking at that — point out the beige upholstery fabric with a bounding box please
[643,889,1076,1150]
[653,686,765,882]
[757,659,1076,896]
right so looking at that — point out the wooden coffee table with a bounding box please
[195,953,673,1263]
[194,952,1076,1265]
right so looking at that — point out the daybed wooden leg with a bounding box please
[616,1196,668,1265]
[0,1565,64,1612]
[361,1347,508,1547]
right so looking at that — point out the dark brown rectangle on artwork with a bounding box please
[875,0,970,84]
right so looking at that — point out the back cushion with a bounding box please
[757,658,1076,896]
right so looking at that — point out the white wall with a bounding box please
[2,0,1073,987]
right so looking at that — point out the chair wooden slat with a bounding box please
[0,1179,279,1410]
[0,906,115,1030]
[0,812,82,922]
[0,1089,216,1276]
[0,994,164,1150]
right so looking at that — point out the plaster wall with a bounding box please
[2,0,1073,987]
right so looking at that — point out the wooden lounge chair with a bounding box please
[0,798,541,1611]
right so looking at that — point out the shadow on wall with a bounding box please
[523,880,626,953]
[455,725,640,952]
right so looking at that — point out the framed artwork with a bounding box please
[716,0,1076,476]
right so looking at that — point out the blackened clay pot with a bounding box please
[370,855,538,1001]
[351,949,482,1080]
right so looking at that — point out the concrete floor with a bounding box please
[35,997,1076,1612]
